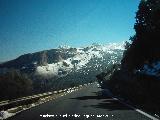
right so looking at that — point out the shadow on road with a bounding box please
[89,99,132,111]
[70,95,110,100]
[70,90,132,111]
[70,90,110,100]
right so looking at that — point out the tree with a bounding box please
[0,69,32,100]
[124,41,131,50]
[122,0,160,71]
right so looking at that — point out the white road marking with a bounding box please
[98,84,159,120]
[117,99,159,120]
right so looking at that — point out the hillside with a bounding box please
[0,43,124,99]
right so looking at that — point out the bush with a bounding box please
[0,69,32,100]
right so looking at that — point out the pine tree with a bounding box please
[0,69,32,100]
[122,0,160,71]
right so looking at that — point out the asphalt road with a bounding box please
[8,83,152,120]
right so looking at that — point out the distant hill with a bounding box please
[0,43,124,92]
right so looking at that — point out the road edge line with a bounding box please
[101,88,159,120]
[111,97,158,120]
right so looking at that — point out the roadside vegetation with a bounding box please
[97,0,160,117]
[0,69,32,101]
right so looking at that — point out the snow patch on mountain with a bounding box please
[35,43,124,76]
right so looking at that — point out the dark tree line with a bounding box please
[98,0,160,115]
[0,69,32,100]
[122,0,160,71]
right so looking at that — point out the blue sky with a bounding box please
[0,0,140,62]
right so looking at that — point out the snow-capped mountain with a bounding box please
[34,43,124,77]
[0,43,124,91]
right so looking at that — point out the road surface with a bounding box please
[8,83,152,120]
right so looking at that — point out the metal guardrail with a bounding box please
[0,83,93,111]
[0,91,61,111]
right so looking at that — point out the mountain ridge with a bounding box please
[0,43,124,69]
[0,43,124,94]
